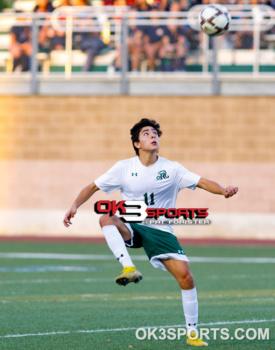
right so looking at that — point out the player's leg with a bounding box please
[127,223,207,345]
[99,214,142,286]
[161,259,208,346]
[161,259,197,328]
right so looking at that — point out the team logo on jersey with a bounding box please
[156,170,169,180]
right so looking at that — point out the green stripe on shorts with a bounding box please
[129,223,185,260]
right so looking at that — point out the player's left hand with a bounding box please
[224,186,238,198]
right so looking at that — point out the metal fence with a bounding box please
[1,4,275,94]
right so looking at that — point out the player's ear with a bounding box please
[134,141,140,150]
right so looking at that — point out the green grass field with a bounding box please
[0,242,274,350]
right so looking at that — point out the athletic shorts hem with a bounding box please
[124,222,134,247]
[150,253,189,271]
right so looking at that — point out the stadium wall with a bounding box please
[0,96,274,240]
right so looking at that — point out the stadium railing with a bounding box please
[0,4,275,94]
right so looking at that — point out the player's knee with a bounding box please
[178,271,194,289]
[186,272,194,286]
[99,214,115,227]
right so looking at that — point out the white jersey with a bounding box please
[94,156,200,234]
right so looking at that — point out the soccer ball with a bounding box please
[198,4,231,36]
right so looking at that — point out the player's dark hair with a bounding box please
[130,118,162,155]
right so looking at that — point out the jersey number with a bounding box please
[143,192,155,206]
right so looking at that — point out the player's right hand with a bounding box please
[63,207,77,227]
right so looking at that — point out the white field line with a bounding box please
[0,273,274,285]
[0,276,174,285]
[1,294,274,302]
[0,253,123,260]
[0,266,98,272]
[0,253,274,263]
[190,257,275,263]
[1,319,274,339]
[209,273,274,280]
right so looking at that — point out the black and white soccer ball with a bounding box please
[198,4,231,36]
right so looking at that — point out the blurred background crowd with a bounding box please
[2,0,275,72]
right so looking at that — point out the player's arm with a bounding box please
[197,178,238,198]
[63,182,99,227]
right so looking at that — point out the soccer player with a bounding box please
[63,118,238,347]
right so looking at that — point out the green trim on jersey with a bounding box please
[129,223,185,260]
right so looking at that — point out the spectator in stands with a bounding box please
[141,8,166,71]
[156,0,196,11]
[115,10,144,71]
[235,31,253,49]
[69,0,106,72]
[9,13,32,72]
[77,30,107,72]
[33,0,54,12]
[221,31,235,50]
[189,0,202,7]
[158,25,189,71]
[157,0,169,11]
[71,0,90,5]
[46,28,66,51]
[158,2,189,71]
[58,0,71,5]
[71,0,107,72]
[102,0,135,5]
[133,0,153,12]
[41,0,71,51]
[33,0,56,54]
[178,0,191,11]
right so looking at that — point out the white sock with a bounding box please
[181,287,198,332]
[102,225,135,268]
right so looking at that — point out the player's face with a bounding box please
[135,126,159,153]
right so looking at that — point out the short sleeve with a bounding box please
[175,164,201,191]
[94,161,123,195]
